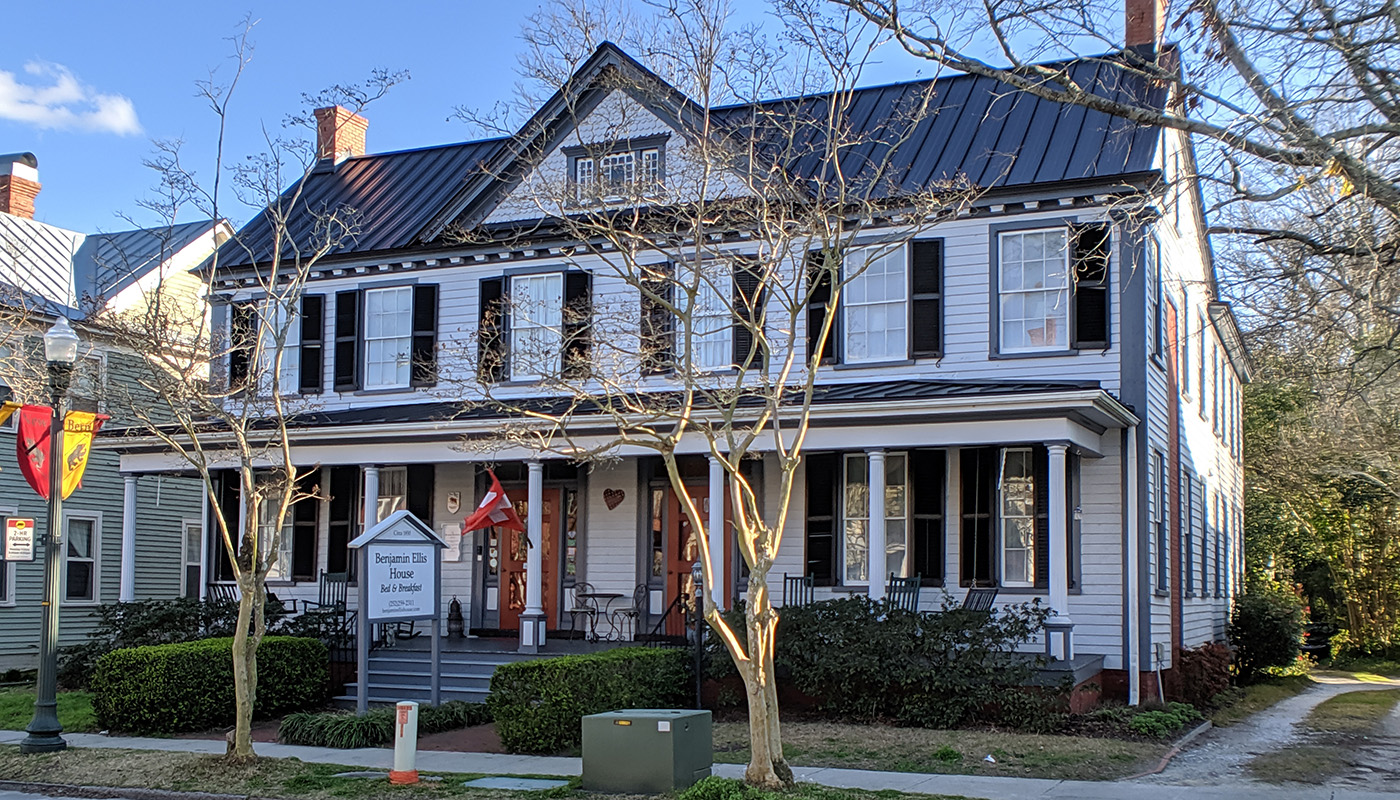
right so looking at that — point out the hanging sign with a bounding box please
[5,518,36,562]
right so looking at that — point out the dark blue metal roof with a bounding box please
[221,51,1163,269]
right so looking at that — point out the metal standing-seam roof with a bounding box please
[73,219,215,301]
[220,48,1164,270]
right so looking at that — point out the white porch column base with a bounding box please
[119,475,138,602]
[1047,444,1071,660]
[867,449,886,600]
[708,454,725,608]
[521,460,546,653]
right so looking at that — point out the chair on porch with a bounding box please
[962,586,998,612]
[207,583,238,604]
[885,574,922,612]
[610,584,649,641]
[568,582,601,640]
[782,574,814,607]
[302,571,350,614]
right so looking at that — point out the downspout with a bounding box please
[1126,423,1141,706]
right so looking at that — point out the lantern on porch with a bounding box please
[447,596,465,638]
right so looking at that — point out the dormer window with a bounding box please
[565,136,667,203]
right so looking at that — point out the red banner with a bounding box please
[17,405,53,500]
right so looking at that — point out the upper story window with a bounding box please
[1149,236,1164,360]
[639,259,764,376]
[479,272,591,383]
[364,286,414,390]
[844,246,908,364]
[567,137,666,203]
[807,239,943,367]
[680,259,734,372]
[996,224,1109,356]
[511,273,564,382]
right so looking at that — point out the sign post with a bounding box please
[4,518,36,562]
[348,510,447,716]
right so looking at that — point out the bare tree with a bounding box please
[94,22,405,760]
[449,0,978,787]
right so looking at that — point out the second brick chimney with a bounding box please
[314,106,369,165]
[0,153,41,219]
[1125,0,1168,52]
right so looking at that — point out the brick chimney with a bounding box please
[0,153,40,219]
[313,106,369,165]
[1125,0,1168,51]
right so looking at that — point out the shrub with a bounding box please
[58,597,291,689]
[1229,588,1305,684]
[708,596,1054,729]
[488,647,690,754]
[91,636,327,734]
[1176,642,1232,706]
[1128,702,1202,738]
[278,700,490,748]
[679,777,784,800]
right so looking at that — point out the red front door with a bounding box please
[665,484,734,611]
[498,488,561,631]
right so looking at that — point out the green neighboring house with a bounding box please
[0,152,227,669]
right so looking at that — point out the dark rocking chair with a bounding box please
[782,573,814,607]
[885,574,922,612]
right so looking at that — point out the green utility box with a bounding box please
[581,709,713,792]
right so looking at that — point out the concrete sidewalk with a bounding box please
[3,729,1398,800]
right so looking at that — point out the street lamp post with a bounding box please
[20,317,80,754]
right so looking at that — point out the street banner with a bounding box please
[61,411,107,499]
[16,405,52,499]
[4,518,35,562]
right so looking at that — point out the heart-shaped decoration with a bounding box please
[603,488,626,510]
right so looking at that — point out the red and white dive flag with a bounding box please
[462,470,525,534]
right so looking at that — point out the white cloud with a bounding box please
[0,61,141,136]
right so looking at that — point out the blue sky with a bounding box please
[1,2,942,235]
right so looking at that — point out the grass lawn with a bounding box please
[0,746,970,800]
[0,689,97,733]
[1246,689,1400,784]
[712,720,1167,781]
[1209,675,1314,727]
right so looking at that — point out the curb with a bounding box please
[1124,720,1213,780]
[0,780,258,800]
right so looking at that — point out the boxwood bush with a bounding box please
[488,647,690,754]
[1229,587,1305,684]
[91,636,328,734]
[279,700,491,748]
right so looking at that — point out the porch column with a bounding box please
[119,475,138,602]
[708,454,725,608]
[867,449,886,600]
[362,466,381,530]
[198,487,210,600]
[520,460,546,653]
[1048,444,1072,658]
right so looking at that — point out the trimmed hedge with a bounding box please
[279,701,491,748]
[91,636,328,734]
[488,647,690,753]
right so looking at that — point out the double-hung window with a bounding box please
[259,492,295,582]
[377,466,408,521]
[843,245,908,364]
[999,449,1036,587]
[183,521,202,598]
[363,286,414,390]
[1155,449,1169,593]
[70,355,106,414]
[259,297,299,396]
[839,453,909,584]
[571,141,664,202]
[999,229,1070,353]
[510,273,565,381]
[679,260,733,372]
[65,515,97,602]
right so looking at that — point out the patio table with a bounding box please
[576,592,624,640]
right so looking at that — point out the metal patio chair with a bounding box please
[568,582,601,639]
[610,584,649,641]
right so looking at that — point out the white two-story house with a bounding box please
[114,0,1247,705]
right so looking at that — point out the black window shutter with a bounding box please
[299,295,325,395]
[292,471,319,581]
[1033,446,1050,589]
[327,465,359,575]
[806,250,839,365]
[960,448,996,587]
[1071,225,1110,349]
[333,290,362,392]
[909,240,943,358]
[805,452,838,586]
[228,303,256,393]
[213,469,241,582]
[411,284,439,388]
[407,464,435,521]
[478,277,506,382]
[640,264,675,375]
[733,260,766,369]
[910,449,945,584]
[563,272,592,379]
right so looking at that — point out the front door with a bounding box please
[497,487,561,631]
[663,485,734,614]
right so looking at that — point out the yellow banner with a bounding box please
[61,411,106,500]
[0,401,18,428]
